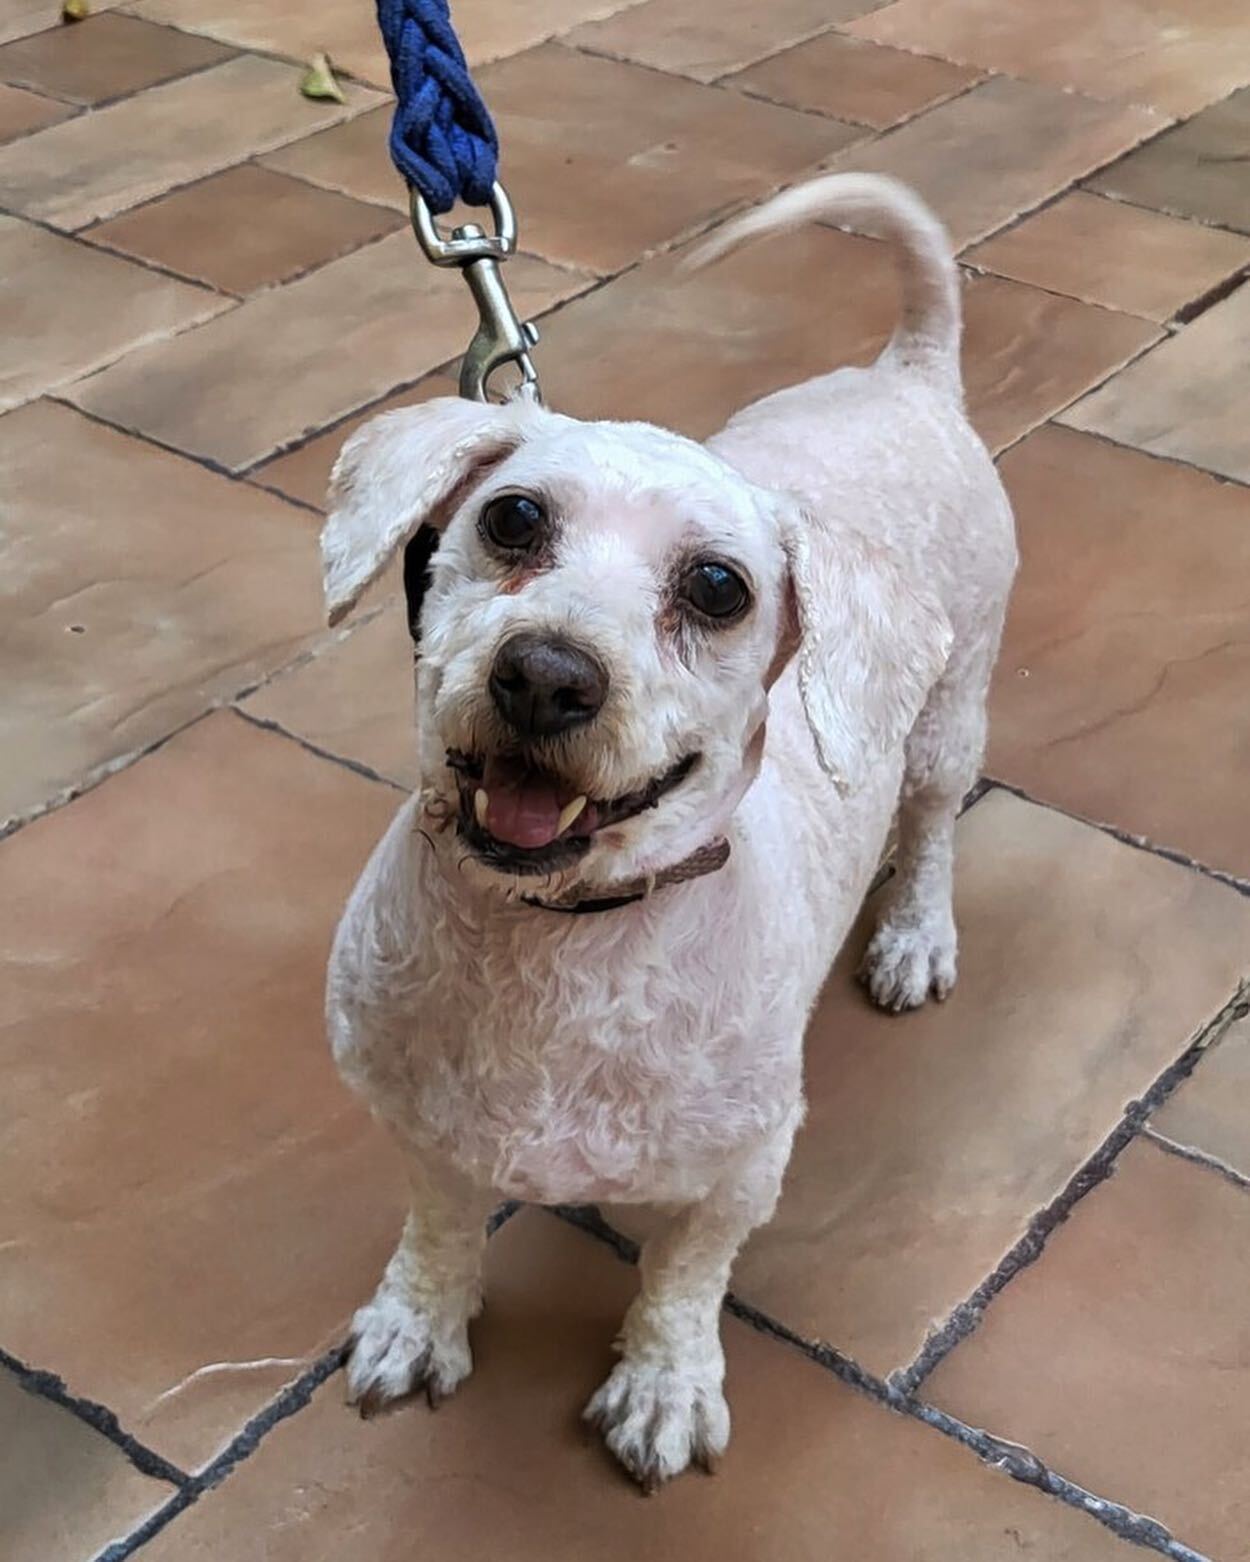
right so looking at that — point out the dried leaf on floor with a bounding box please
[300,52,346,105]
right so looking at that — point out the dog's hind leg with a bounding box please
[345,1155,496,1414]
[584,1120,796,1489]
[858,635,996,1012]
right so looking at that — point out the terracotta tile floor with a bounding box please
[1,4,1248,1561]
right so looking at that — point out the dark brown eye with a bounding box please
[683,561,750,621]
[481,493,544,551]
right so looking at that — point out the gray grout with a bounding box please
[981,777,1250,899]
[549,1204,1215,1561]
[893,982,1250,1393]
[85,1203,521,1562]
[0,1346,190,1490]
[230,705,410,794]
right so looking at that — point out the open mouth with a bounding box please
[448,748,699,877]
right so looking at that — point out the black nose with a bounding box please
[489,632,609,739]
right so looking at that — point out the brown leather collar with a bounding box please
[523,837,731,915]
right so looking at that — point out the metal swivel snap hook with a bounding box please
[411,182,542,405]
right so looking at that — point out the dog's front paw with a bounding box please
[585,1357,729,1491]
[859,916,957,1012]
[346,1289,473,1415]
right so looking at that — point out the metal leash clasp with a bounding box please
[411,182,542,404]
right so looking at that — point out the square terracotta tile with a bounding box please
[282,53,860,270]
[818,74,1163,251]
[960,271,1158,452]
[730,790,1250,1376]
[242,602,416,787]
[1088,86,1250,235]
[0,79,70,140]
[1152,1011,1250,1178]
[988,425,1250,878]
[534,226,1159,450]
[1059,280,1250,484]
[250,373,459,509]
[261,104,403,211]
[1,3,123,47]
[1,400,327,827]
[88,164,405,295]
[0,214,229,411]
[926,1139,1250,1561]
[726,32,982,130]
[450,0,678,69]
[129,0,394,87]
[0,712,406,1470]
[0,12,231,105]
[0,1366,173,1562]
[131,0,642,83]
[850,0,1250,117]
[468,43,863,272]
[566,0,882,85]
[966,190,1250,321]
[139,1211,1129,1561]
[67,236,586,470]
[0,54,383,229]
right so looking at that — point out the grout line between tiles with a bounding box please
[0,705,216,844]
[89,1343,347,1562]
[70,223,242,298]
[230,704,411,794]
[1140,1125,1250,1194]
[892,981,1250,1394]
[15,84,387,240]
[1,46,245,117]
[45,393,261,485]
[89,1202,520,1562]
[1172,265,1249,324]
[980,777,1250,898]
[0,588,370,846]
[0,97,84,142]
[546,1205,1213,1562]
[0,1345,190,1490]
[568,19,837,89]
[1084,184,1250,243]
[1041,415,1250,493]
[724,64,990,138]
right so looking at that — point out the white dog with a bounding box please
[320,173,1016,1488]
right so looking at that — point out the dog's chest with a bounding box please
[341,893,800,1206]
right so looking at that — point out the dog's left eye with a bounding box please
[481,494,545,551]
[682,561,750,621]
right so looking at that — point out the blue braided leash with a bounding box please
[375,0,498,213]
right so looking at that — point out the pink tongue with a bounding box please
[483,756,564,849]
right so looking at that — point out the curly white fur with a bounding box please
[320,174,1016,1486]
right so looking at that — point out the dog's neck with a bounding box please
[522,836,731,914]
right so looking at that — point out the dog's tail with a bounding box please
[684,173,960,392]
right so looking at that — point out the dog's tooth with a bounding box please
[556,795,588,836]
[474,788,489,828]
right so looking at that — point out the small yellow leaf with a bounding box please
[61,0,90,20]
[300,52,345,104]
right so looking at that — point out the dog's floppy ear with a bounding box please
[781,507,952,793]
[320,397,527,626]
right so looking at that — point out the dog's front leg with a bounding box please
[346,1155,496,1414]
[585,1130,793,1490]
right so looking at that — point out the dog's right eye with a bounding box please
[481,494,545,551]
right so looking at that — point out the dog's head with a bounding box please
[321,397,950,891]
